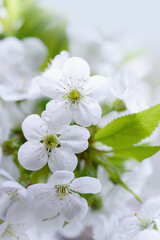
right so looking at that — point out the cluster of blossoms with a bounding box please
[0,37,111,238]
[16,55,107,223]
[0,3,160,239]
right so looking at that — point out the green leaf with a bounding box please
[17,173,32,188]
[31,165,51,184]
[111,146,160,162]
[91,195,103,210]
[95,104,160,148]
[2,139,20,155]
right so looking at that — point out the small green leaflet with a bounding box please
[111,146,160,162]
[95,104,160,148]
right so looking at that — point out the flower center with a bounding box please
[66,89,81,104]
[43,135,58,150]
[55,185,70,198]
[135,213,153,230]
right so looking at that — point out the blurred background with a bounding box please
[41,0,160,86]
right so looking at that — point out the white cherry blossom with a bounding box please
[0,37,48,101]
[39,57,109,127]
[0,202,33,240]
[0,180,32,206]
[28,170,102,222]
[18,114,90,172]
[107,67,150,113]
[118,197,160,239]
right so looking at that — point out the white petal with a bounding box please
[18,142,48,171]
[0,182,30,205]
[39,68,67,99]
[140,197,160,219]
[0,181,23,194]
[1,230,29,240]
[48,147,77,172]
[16,233,30,240]
[73,100,101,127]
[134,230,160,240]
[33,190,59,220]
[49,147,77,173]
[48,123,69,135]
[44,100,73,125]
[0,148,2,162]
[0,86,29,101]
[83,75,109,102]
[28,76,43,99]
[60,193,88,221]
[23,37,48,69]
[62,57,90,86]
[28,183,53,196]
[50,50,69,69]
[22,114,47,142]
[60,221,84,239]
[70,177,102,194]
[60,125,90,153]
[6,202,33,227]
[28,185,59,220]
[0,169,13,182]
[48,170,74,186]
[0,222,9,238]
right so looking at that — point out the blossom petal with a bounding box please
[60,125,90,153]
[23,37,48,69]
[22,114,47,142]
[6,202,33,227]
[35,191,60,220]
[39,68,67,99]
[0,169,14,183]
[18,142,48,171]
[140,197,160,219]
[48,170,74,186]
[48,147,77,172]
[28,185,59,219]
[83,75,109,102]
[134,230,160,240]
[70,177,102,194]
[0,181,27,201]
[60,193,88,221]
[44,100,73,125]
[73,100,101,127]
[27,183,53,196]
[0,180,23,190]
[62,57,90,86]
[50,50,69,69]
